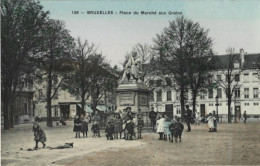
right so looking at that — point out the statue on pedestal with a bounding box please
[121,51,143,83]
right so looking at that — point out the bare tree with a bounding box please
[38,19,74,127]
[153,16,213,118]
[214,48,244,123]
[1,0,49,130]
[62,38,97,117]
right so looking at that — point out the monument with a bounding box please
[116,52,150,114]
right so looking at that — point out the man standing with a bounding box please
[243,111,247,124]
[184,105,192,132]
[149,107,157,131]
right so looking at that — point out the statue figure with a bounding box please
[120,51,143,83]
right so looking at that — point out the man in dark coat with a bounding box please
[243,111,247,124]
[149,107,157,131]
[184,105,192,132]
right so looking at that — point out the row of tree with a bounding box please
[1,0,119,129]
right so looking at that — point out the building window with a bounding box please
[176,106,181,114]
[23,103,28,115]
[208,88,213,99]
[219,103,222,106]
[244,103,249,106]
[38,89,43,100]
[165,77,172,86]
[243,73,249,82]
[234,88,240,98]
[217,75,221,81]
[54,106,58,117]
[167,91,172,101]
[209,103,214,106]
[156,80,162,87]
[200,93,205,99]
[253,88,259,98]
[176,93,180,101]
[208,75,213,83]
[252,73,259,82]
[149,80,154,86]
[254,102,259,106]
[157,90,162,102]
[235,74,240,82]
[217,88,222,98]
[244,88,249,98]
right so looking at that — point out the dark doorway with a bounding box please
[60,105,70,120]
[235,106,241,122]
[200,104,205,117]
[165,104,173,119]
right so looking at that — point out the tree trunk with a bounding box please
[46,70,53,127]
[180,85,185,120]
[3,98,11,130]
[80,94,86,118]
[192,92,197,113]
[228,96,232,123]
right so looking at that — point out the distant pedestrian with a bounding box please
[33,122,46,149]
[105,121,114,140]
[184,105,192,132]
[81,116,88,138]
[114,113,123,139]
[156,114,165,140]
[149,107,157,131]
[243,111,247,124]
[169,117,184,143]
[164,118,171,141]
[212,111,218,132]
[91,122,99,137]
[195,111,201,125]
[73,115,81,138]
[207,113,216,132]
[137,109,144,139]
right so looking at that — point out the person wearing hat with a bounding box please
[105,121,114,140]
[243,111,247,124]
[184,105,192,132]
[149,107,157,131]
[73,115,82,138]
[33,122,46,149]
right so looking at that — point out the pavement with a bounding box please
[1,121,260,166]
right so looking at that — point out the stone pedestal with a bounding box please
[116,82,150,113]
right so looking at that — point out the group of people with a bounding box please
[156,114,184,143]
[105,107,144,140]
[73,113,92,138]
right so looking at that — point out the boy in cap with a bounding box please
[169,117,184,143]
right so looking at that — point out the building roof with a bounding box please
[215,53,260,70]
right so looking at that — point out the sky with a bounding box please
[40,0,260,68]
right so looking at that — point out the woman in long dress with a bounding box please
[207,113,216,132]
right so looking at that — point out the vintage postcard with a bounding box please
[1,0,260,165]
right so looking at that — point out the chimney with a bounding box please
[240,48,245,67]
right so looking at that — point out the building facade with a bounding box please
[148,51,260,122]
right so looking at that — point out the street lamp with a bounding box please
[215,95,219,116]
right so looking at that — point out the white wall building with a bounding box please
[148,50,260,122]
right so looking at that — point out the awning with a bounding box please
[77,104,93,113]
[96,105,107,112]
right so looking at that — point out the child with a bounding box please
[33,122,46,149]
[114,113,123,139]
[73,115,81,138]
[156,114,165,140]
[133,115,138,139]
[137,110,144,139]
[105,121,114,140]
[164,118,171,141]
[207,113,216,132]
[81,117,88,138]
[91,122,99,137]
[125,120,135,140]
[169,117,184,143]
